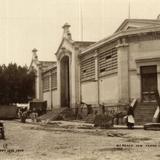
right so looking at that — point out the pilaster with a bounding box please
[49,72,52,110]
[57,61,61,108]
[116,38,129,104]
[36,66,43,101]
[93,50,99,105]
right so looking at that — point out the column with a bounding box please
[36,67,43,100]
[74,47,81,106]
[116,38,129,104]
[49,72,53,110]
[94,50,99,105]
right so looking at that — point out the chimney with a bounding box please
[62,23,72,40]
[32,48,38,61]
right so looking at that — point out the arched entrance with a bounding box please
[60,56,70,107]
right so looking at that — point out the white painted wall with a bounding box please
[99,74,118,104]
[43,91,51,110]
[129,40,160,69]
[81,81,98,104]
[129,71,141,101]
[52,90,59,108]
[129,40,160,100]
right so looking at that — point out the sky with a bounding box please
[0,0,160,66]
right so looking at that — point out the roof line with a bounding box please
[115,19,160,33]
[81,24,160,54]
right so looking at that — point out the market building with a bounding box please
[29,16,160,124]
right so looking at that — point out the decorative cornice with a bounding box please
[81,25,160,55]
[135,57,160,63]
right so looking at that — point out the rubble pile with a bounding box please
[94,114,113,129]
[37,108,75,122]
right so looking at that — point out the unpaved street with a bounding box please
[0,120,160,160]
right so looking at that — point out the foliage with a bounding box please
[0,63,35,105]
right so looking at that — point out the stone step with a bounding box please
[135,114,155,116]
[134,111,155,115]
[136,118,152,120]
[135,108,156,110]
[134,103,157,124]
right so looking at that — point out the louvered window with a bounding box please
[80,57,95,81]
[51,69,57,89]
[98,48,117,76]
[43,76,49,91]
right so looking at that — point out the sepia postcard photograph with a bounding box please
[0,0,160,159]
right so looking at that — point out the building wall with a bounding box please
[81,81,98,105]
[129,39,160,100]
[81,74,118,105]
[129,40,160,69]
[42,90,58,110]
[129,71,141,100]
[43,91,51,110]
[52,90,58,108]
[99,74,118,104]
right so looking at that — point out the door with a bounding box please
[60,56,70,107]
[141,65,157,102]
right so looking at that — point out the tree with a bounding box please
[0,63,35,105]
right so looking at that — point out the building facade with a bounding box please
[30,18,160,118]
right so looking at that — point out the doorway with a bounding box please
[141,65,157,102]
[60,56,70,107]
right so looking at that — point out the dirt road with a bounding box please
[0,120,160,160]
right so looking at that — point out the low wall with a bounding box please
[0,105,18,119]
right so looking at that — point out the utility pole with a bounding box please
[79,0,83,41]
[128,0,131,19]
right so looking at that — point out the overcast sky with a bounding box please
[0,0,160,66]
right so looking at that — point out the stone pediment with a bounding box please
[115,19,160,33]
[55,37,74,60]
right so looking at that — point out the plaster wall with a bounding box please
[99,74,118,104]
[52,90,59,108]
[129,40,160,69]
[43,91,51,110]
[129,40,160,100]
[129,71,141,101]
[81,81,98,105]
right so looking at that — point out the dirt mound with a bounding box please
[94,114,113,129]
[38,108,75,122]
[84,114,96,123]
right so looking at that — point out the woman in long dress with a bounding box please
[127,107,135,129]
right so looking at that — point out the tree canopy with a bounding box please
[0,63,35,105]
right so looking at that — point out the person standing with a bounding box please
[127,107,135,129]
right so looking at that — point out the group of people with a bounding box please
[18,107,39,123]
[18,107,28,123]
